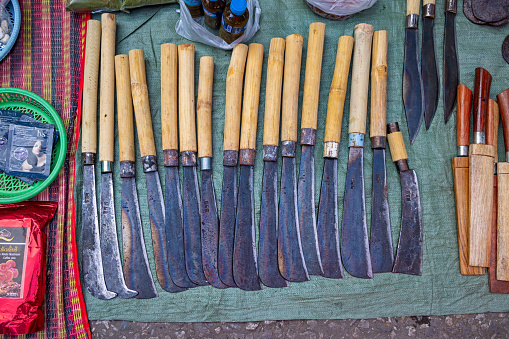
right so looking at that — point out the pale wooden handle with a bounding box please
[370,30,388,139]
[301,22,325,131]
[197,56,214,158]
[81,20,101,154]
[280,34,303,142]
[498,163,509,280]
[423,0,434,5]
[324,35,353,143]
[388,131,408,162]
[349,23,374,135]
[224,44,249,151]
[161,43,178,151]
[178,44,197,153]
[407,0,420,15]
[262,37,285,147]
[129,49,156,158]
[115,55,135,162]
[239,43,264,150]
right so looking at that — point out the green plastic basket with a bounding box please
[0,87,67,203]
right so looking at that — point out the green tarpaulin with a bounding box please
[76,0,509,322]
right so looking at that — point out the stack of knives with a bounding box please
[80,16,424,299]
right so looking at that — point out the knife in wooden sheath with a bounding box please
[443,0,459,124]
[316,35,353,279]
[421,0,439,130]
[116,54,157,298]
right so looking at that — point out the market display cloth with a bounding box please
[0,1,90,338]
[76,0,509,322]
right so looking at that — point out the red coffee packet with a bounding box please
[0,201,57,335]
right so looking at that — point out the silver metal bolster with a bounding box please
[142,155,158,173]
[83,152,95,165]
[457,145,468,157]
[281,140,296,157]
[263,145,278,162]
[323,141,339,159]
[423,3,435,18]
[445,0,457,13]
[101,161,112,173]
[200,157,212,170]
[348,133,365,148]
[406,14,419,29]
[474,132,485,144]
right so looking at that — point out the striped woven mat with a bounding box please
[0,1,90,338]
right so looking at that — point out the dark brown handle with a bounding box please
[473,68,492,136]
[497,88,509,152]
[457,84,472,147]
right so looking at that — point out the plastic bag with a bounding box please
[175,0,261,50]
[0,0,11,45]
[305,0,377,20]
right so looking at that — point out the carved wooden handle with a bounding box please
[161,43,178,151]
[369,30,388,139]
[197,56,214,158]
[473,67,492,136]
[457,85,472,148]
[115,54,135,162]
[178,44,197,153]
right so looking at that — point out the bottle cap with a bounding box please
[230,0,247,15]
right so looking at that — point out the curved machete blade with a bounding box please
[422,16,440,130]
[443,11,459,124]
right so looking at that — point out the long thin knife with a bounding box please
[116,54,158,298]
[129,49,186,292]
[258,37,288,288]
[403,0,424,144]
[341,23,374,279]
[233,43,264,291]
[278,34,309,282]
[81,19,116,300]
[422,0,439,129]
[316,35,353,279]
[388,122,423,275]
[298,22,325,276]
[161,43,196,288]
[443,0,459,124]
[218,44,248,287]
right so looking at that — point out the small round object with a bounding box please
[463,0,486,25]
[13,147,28,161]
[502,35,509,64]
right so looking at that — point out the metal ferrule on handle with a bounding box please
[223,150,238,166]
[181,151,197,167]
[101,161,112,173]
[83,152,95,165]
[474,132,485,145]
[163,149,179,167]
[445,0,457,13]
[301,128,316,146]
[281,141,296,157]
[371,136,386,149]
[423,3,435,18]
[406,14,419,29]
[458,146,469,157]
[142,155,158,173]
[120,161,135,178]
[348,133,365,148]
[323,142,339,158]
[263,145,278,162]
[200,157,212,170]
[239,149,256,166]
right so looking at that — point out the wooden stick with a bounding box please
[161,43,178,152]
[115,54,135,163]
[197,56,214,159]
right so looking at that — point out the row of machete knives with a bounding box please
[81,16,423,300]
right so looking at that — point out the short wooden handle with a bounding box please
[129,49,156,158]
[178,44,197,153]
[99,13,116,162]
[348,23,374,135]
[473,67,492,135]
[115,55,135,162]
[262,37,285,147]
[369,30,388,139]
[161,43,178,151]
[423,0,434,5]
[301,22,325,131]
[457,84,472,147]
[407,0,420,15]
[324,35,353,143]
[197,56,214,158]
[497,88,509,153]
[239,43,264,151]
[223,44,249,151]
[81,20,101,154]
[387,124,408,162]
[280,34,303,143]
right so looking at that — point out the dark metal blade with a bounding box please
[297,145,324,275]
[218,166,238,287]
[443,11,459,124]
[278,157,309,282]
[164,166,197,288]
[100,173,138,298]
[258,161,288,288]
[182,166,208,286]
[121,176,158,299]
[422,16,440,130]
[200,169,228,289]
[403,28,424,144]
[341,147,372,279]
[316,158,344,279]
[370,149,394,273]
[393,170,423,275]
[145,171,187,292]
[82,165,116,300]
[233,165,262,291]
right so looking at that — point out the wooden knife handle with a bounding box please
[197,56,214,158]
[407,0,420,15]
[239,43,264,151]
[491,100,499,161]
[161,43,178,151]
[387,123,409,162]
[129,49,156,158]
[280,34,303,143]
[115,55,135,162]
[348,23,374,135]
[369,30,388,139]
[262,37,285,147]
[473,67,492,136]
[301,22,325,131]
[223,44,249,151]
[457,84,472,148]
[497,88,509,153]
[81,20,101,154]
[423,0,434,5]
[178,44,197,153]
[486,99,495,147]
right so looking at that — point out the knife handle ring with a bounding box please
[406,14,419,29]
[83,152,96,165]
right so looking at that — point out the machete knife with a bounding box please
[443,0,459,124]
[421,0,439,129]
